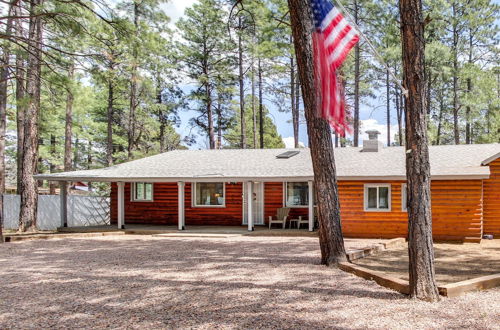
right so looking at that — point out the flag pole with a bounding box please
[333,0,409,96]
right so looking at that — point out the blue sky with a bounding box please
[166,0,498,149]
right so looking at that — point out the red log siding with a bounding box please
[339,181,407,238]
[110,179,485,241]
[484,159,500,236]
[431,180,483,242]
[111,182,244,226]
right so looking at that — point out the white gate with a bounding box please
[2,194,110,230]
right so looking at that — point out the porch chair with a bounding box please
[268,207,290,229]
[296,207,317,230]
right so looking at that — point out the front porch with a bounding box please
[57,224,319,236]
[57,180,317,233]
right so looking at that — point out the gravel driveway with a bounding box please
[0,235,498,329]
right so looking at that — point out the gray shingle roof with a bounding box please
[35,143,500,182]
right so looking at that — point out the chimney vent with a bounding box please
[362,130,382,152]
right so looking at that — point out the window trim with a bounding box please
[283,181,310,208]
[401,183,407,212]
[363,183,392,212]
[131,182,154,202]
[192,182,226,208]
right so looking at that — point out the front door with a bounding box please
[242,182,264,225]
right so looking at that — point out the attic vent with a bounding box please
[276,151,300,159]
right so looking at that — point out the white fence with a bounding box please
[2,195,110,230]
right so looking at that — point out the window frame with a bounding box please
[131,182,154,202]
[363,183,392,212]
[283,181,310,208]
[192,182,226,208]
[401,183,408,212]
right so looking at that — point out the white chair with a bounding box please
[268,207,290,229]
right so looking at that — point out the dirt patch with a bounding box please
[354,240,500,284]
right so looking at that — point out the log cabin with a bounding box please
[36,135,500,242]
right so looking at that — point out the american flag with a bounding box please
[311,0,359,135]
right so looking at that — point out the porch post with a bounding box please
[177,181,185,230]
[247,181,253,231]
[59,181,68,227]
[308,180,314,232]
[117,182,125,229]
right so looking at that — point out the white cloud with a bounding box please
[161,0,197,27]
[345,118,400,146]
[283,136,306,148]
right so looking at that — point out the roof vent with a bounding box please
[276,150,300,159]
[362,130,382,152]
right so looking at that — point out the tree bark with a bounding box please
[290,35,299,148]
[0,1,15,242]
[258,58,264,148]
[19,0,44,232]
[128,1,140,159]
[386,69,391,146]
[288,0,346,266]
[15,0,26,194]
[436,87,444,145]
[399,0,440,302]
[49,134,57,194]
[64,63,74,172]
[395,85,403,146]
[465,31,473,144]
[106,65,114,166]
[206,84,215,149]
[452,2,460,145]
[238,17,246,149]
[353,0,360,147]
[251,54,257,148]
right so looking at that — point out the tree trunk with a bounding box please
[19,0,44,232]
[353,0,360,147]
[49,134,57,194]
[73,136,79,168]
[0,1,15,242]
[216,100,223,149]
[436,88,444,145]
[258,58,264,148]
[106,70,114,166]
[15,0,26,194]
[395,85,403,146]
[251,55,257,148]
[290,35,299,148]
[128,1,140,159]
[87,140,92,191]
[64,63,74,172]
[288,0,346,266]
[206,84,215,149]
[386,69,391,146]
[452,3,460,145]
[399,0,440,302]
[465,31,473,145]
[238,17,246,149]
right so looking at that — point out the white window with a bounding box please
[285,182,309,207]
[133,182,153,201]
[364,184,391,211]
[401,183,408,212]
[194,182,225,207]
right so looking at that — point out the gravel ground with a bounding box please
[354,240,500,284]
[0,236,499,329]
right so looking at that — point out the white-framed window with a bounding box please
[132,182,153,201]
[193,182,225,207]
[284,182,309,207]
[401,183,408,212]
[364,184,391,211]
